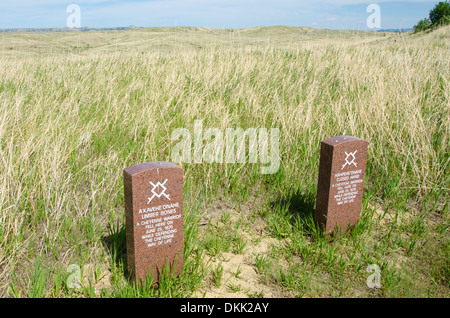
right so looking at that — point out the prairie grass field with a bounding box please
[0,26,449,298]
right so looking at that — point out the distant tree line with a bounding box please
[413,1,450,32]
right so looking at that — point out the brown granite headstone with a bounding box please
[314,136,369,235]
[123,161,184,283]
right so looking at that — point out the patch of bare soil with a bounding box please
[193,199,290,298]
[81,262,113,296]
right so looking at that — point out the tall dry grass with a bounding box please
[0,26,448,296]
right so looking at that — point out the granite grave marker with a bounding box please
[314,136,369,235]
[123,161,184,283]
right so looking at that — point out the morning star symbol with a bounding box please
[342,150,358,170]
[147,179,170,203]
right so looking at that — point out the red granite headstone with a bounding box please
[123,161,184,283]
[314,136,369,235]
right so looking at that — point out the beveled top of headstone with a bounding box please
[322,135,367,147]
[123,161,181,176]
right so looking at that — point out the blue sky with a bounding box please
[0,0,443,30]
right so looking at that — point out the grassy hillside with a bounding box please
[0,25,386,57]
[0,26,448,298]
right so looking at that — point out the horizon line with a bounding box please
[0,24,414,33]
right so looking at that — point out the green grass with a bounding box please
[0,25,449,298]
